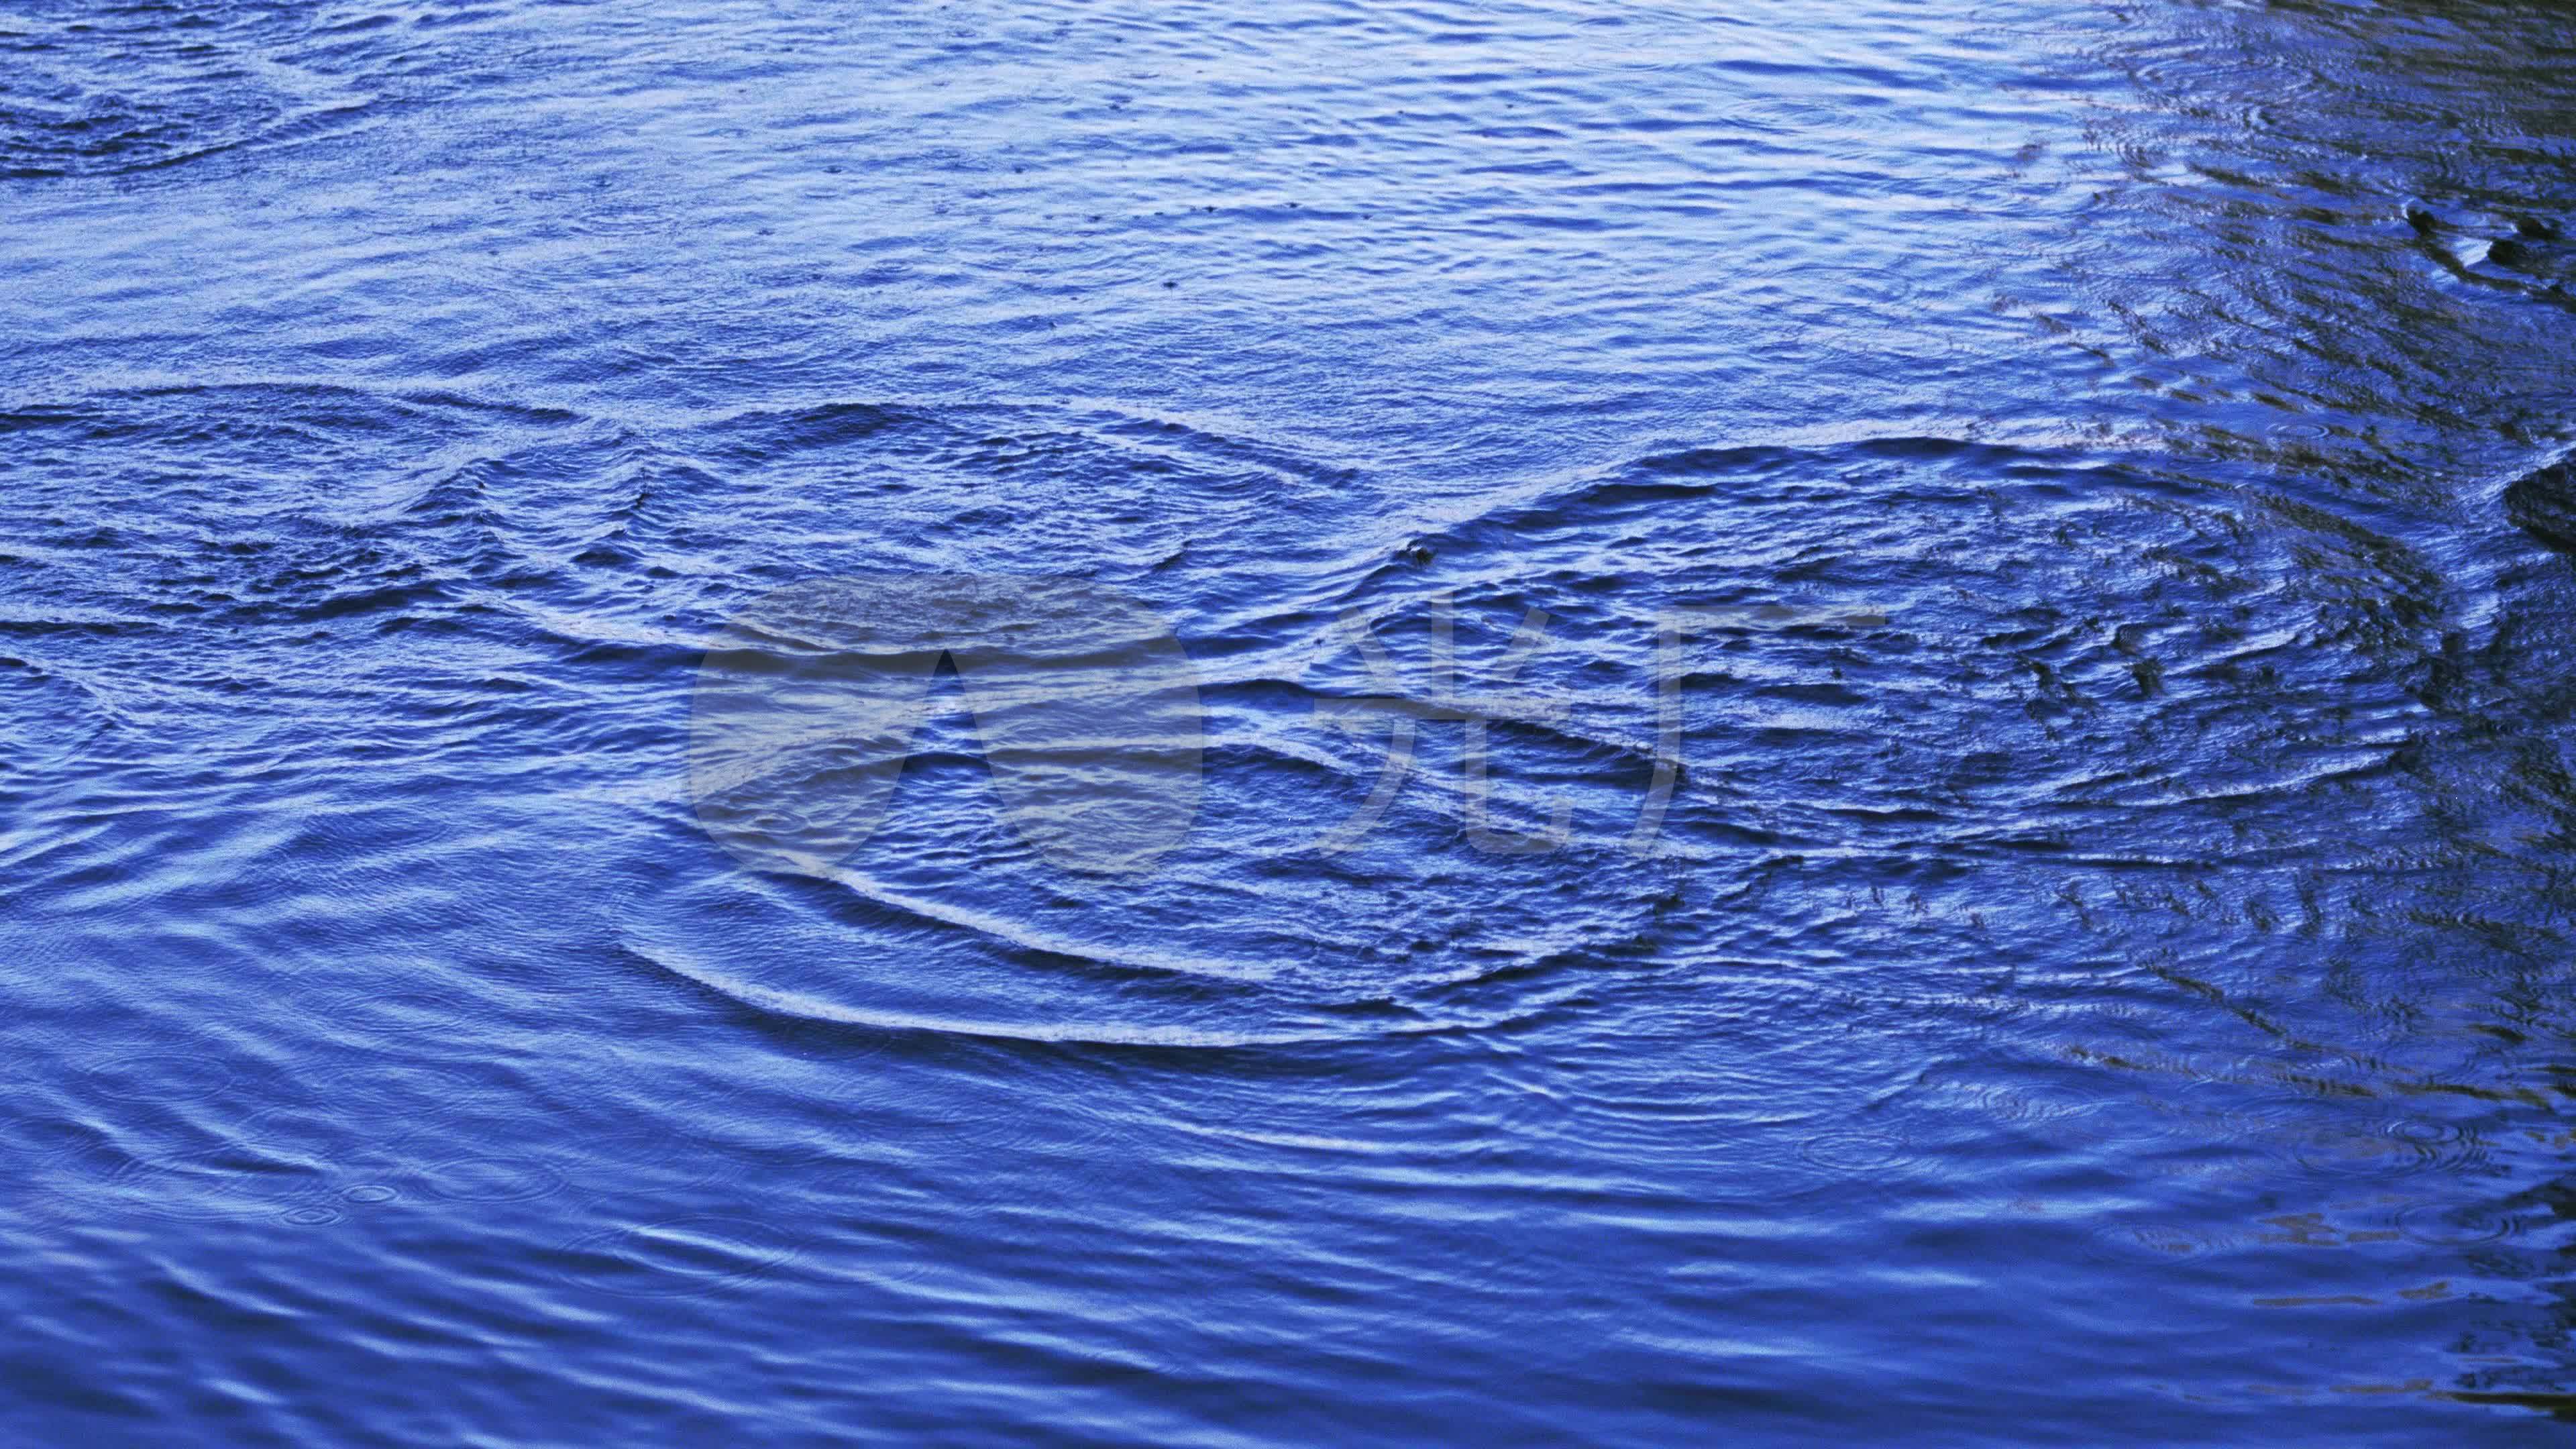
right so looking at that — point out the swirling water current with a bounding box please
[6,0,2576,1442]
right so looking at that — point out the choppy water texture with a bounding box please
[6,0,2576,1442]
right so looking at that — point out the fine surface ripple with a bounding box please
[7,0,2576,1442]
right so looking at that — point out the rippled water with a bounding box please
[7,0,2576,1440]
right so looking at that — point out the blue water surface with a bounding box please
[6,0,2576,1442]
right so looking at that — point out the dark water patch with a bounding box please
[0,2,384,180]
